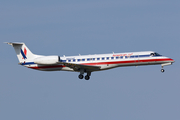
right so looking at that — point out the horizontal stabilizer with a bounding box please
[4,42,24,46]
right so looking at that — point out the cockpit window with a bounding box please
[154,53,161,56]
[150,52,162,56]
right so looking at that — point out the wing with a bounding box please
[59,62,101,71]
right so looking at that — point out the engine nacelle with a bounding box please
[34,56,60,65]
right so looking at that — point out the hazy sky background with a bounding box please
[1,0,180,120]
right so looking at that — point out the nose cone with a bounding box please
[169,58,175,63]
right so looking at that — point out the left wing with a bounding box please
[59,62,101,71]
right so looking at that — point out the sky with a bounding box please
[1,0,180,120]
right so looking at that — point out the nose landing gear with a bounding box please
[161,65,165,73]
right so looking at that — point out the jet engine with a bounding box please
[34,56,60,65]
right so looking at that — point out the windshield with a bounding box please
[150,52,162,56]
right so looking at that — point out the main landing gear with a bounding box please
[78,74,90,80]
[78,74,84,79]
[78,69,91,80]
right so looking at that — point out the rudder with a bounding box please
[5,42,36,63]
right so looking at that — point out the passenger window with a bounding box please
[73,59,76,62]
[78,59,81,62]
[102,57,105,60]
[116,56,119,59]
[106,57,109,60]
[68,60,71,62]
[82,59,85,61]
[97,58,100,60]
[93,58,95,61]
[111,57,114,59]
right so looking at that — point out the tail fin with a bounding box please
[5,42,36,63]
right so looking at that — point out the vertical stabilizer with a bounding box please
[5,42,36,63]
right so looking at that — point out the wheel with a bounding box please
[161,69,165,73]
[78,74,84,79]
[85,75,90,80]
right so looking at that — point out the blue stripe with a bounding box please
[21,62,35,65]
[21,54,153,65]
[139,55,150,57]
[21,49,27,59]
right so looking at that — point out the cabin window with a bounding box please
[73,59,76,62]
[102,57,105,60]
[68,60,71,62]
[82,59,85,61]
[87,58,90,61]
[116,56,119,59]
[106,57,109,60]
[97,58,100,60]
[111,57,114,59]
[78,59,81,62]
[120,56,123,59]
[93,58,96,60]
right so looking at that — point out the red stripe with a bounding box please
[28,58,174,69]
[81,58,174,66]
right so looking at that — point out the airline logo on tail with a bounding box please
[21,47,27,59]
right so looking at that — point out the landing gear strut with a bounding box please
[84,72,91,80]
[161,65,165,73]
[78,69,91,80]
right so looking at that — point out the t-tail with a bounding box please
[5,42,60,65]
[5,42,37,63]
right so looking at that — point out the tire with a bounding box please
[85,75,90,80]
[78,74,84,79]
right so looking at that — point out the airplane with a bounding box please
[5,42,175,80]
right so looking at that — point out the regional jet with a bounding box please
[5,42,175,80]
